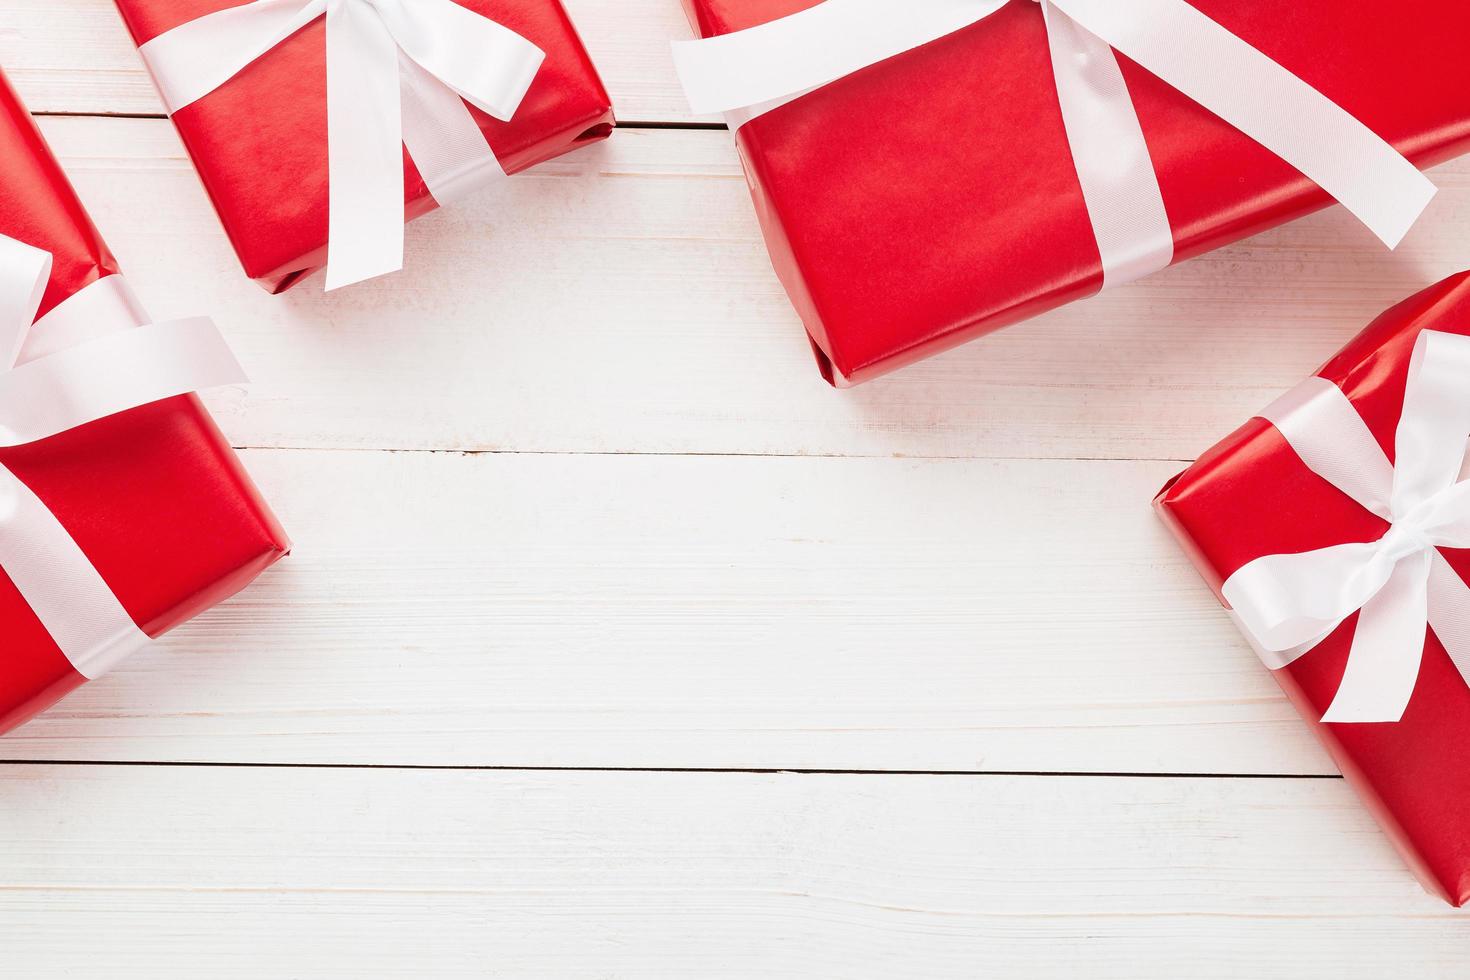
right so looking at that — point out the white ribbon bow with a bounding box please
[1222,330,1470,724]
[672,0,1437,288]
[138,0,546,289]
[0,236,248,679]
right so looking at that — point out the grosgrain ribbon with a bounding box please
[1221,330,1470,723]
[138,0,546,290]
[671,0,1438,289]
[0,237,248,680]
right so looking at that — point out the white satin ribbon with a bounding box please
[672,0,1437,289]
[138,0,546,290]
[1221,330,1470,723]
[0,235,51,367]
[0,237,248,679]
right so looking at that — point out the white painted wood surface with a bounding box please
[3,766,1466,979]
[3,2,1470,973]
[0,448,1333,775]
[27,117,1470,461]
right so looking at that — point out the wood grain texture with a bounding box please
[2,765,1466,978]
[29,115,1470,461]
[6,5,1470,968]
[0,0,707,122]
[0,447,1334,774]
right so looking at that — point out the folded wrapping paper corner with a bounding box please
[1155,270,1470,905]
[673,0,1470,385]
[115,0,615,291]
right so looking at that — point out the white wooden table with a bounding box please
[4,3,1470,976]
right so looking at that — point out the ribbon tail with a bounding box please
[1050,0,1436,248]
[1322,552,1432,723]
[374,0,544,122]
[670,0,1007,118]
[21,276,149,365]
[323,0,406,290]
[398,52,506,209]
[138,0,327,112]
[1039,1,1172,289]
[0,237,50,370]
[1427,550,1470,692]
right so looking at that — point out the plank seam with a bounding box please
[0,760,1344,778]
[30,110,728,132]
[224,444,1197,464]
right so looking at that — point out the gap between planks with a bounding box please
[28,111,730,131]
[0,759,1345,778]
[2,763,1461,979]
[1,448,1335,775]
[223,443,1197,463]
[33,114,1470,462]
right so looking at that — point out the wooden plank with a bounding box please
[1,764,1464,977]
[35,114,1470,461]
[0,447,1335,775]
[0,0,707,123]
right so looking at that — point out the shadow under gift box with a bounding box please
[112,0,615,292]
[1156,272,1470,907]
[680,0,1470,386]
[0,70,289,735]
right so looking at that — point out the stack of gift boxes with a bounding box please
[4,0,1470,904]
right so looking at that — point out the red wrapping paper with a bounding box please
[0,69,289,735]
[681,0,1470,385]
[1157,272,1470,906]
[112,0,615,292]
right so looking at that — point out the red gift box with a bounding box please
[0,69,289,735]
[112,0,615,292]
[679,0,1470,385]
[1157,271,1470,906]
